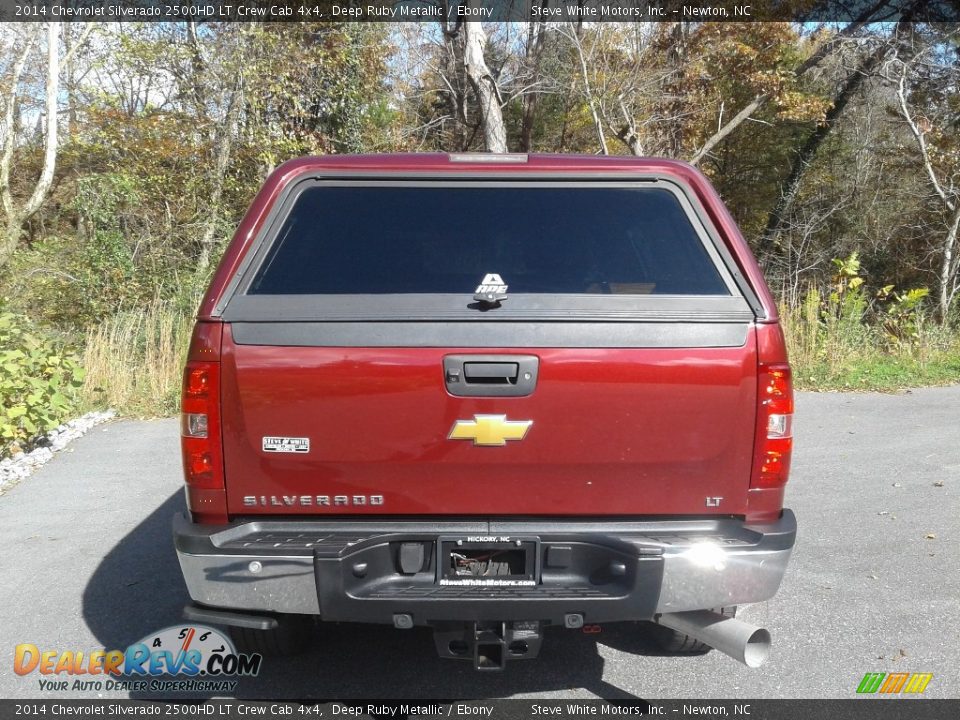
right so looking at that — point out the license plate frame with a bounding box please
[437,536,540,587]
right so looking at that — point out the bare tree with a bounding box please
[660,22,690,159]
[0,24,59,269]
[519,14,548,152]
[556,23,665,157]
[197,67,243,271]
[461,7,507,153]
[895,52,960,321]
[191,25,250,271]
[567,23,607,154]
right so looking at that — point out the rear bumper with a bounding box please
[173,510,796,625]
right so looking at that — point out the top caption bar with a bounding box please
[1,0,957,23]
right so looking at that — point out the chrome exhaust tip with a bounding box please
[656,610,771,668]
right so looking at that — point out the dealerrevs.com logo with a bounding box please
[13,625,262,693]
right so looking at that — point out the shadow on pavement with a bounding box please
[82,490,190,652]
[83,491,670,700]
[229,621,664,700]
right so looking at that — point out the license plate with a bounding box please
[437,536,539,586]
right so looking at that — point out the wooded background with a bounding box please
[0,18,958,447]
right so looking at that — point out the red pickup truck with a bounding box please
[174,153,795,670]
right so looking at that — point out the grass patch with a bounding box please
[795,355,960,391]
[79,299,192,416]
[782,296,960,392]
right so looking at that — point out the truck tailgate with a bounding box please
[220,326,757,516]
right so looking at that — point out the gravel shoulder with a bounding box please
[1,388,958,700]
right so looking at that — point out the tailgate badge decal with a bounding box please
[262,436,310,453]
[474,273,508,304]
[448,415,532,446]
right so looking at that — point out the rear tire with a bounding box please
[228,614,314,657]
[649,606,737,655]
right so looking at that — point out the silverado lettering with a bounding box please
[173,154,797,670]
[242,495,385,507]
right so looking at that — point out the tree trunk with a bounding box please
[0,23,59,270]
[197,71,243,271]
[0,218,22,268]
[617,127,643,156]
[663,22,689,158]
[21,22,60,221]
[462,7,507,153]
[439,29,469,151]
[185,20,209,131]
[616,99,643,156]
[689,94,767,167]
[519,18,546,152]
[63,27,76,135]
[0,30,36,226]
[938,206,960,322]
[567,24,608,155]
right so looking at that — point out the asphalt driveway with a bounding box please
[1,388,957,699]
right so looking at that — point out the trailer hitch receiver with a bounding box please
[432,621,543,670]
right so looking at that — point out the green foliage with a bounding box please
[781,253,955,391]
[826,252,868,341]
[0,313,84,454]
[72,172,142,229]
[238,24,392,160]
[783,286,959,391]
[6,172,178,328]
[876,285,931,346]
[780,253,873,373]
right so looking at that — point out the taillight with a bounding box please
[751,364,794,489]
[181,322,226,524]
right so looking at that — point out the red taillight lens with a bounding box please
[181,362,222,490]
[181,322,226,523]
[185,367,212,398]
[752,364,794,489]
[187,450,214,481]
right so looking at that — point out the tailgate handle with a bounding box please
[444,355,538,397]
[464,362,519,384]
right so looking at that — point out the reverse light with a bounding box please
[767,413,791,438]
[181,412,208,438]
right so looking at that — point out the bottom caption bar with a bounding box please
[3,700,958,720]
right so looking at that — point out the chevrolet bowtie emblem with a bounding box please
[448,415,533,446]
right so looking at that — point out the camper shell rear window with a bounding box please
[247,184,731,297]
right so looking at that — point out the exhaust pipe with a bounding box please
[656,610,771,668]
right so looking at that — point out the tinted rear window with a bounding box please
[248,186,729,296]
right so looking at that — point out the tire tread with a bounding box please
[228,615,313,657]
